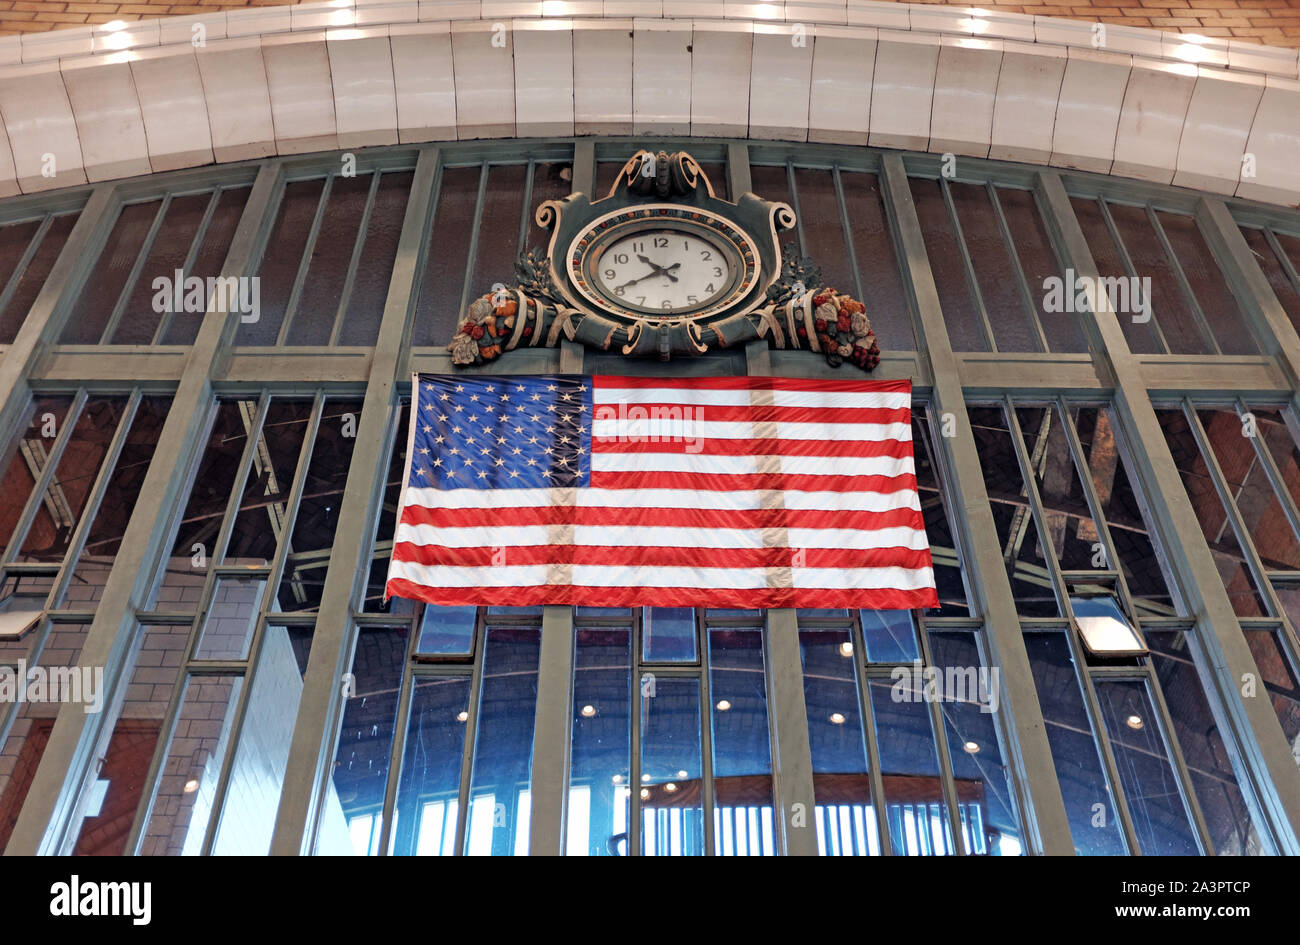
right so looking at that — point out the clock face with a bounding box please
[565,205,763,324]
[591,229,734,315]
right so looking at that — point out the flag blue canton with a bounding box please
[409,375,592,490]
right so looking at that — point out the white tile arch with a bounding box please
[0,2,1291,206]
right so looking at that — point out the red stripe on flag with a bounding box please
[397,503,925,532]
[590,402,910,426]
[588,470,921,493]
[594,436,915,458]
[593,376,914,394]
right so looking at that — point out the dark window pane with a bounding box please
[61,200,160,344]
[909,177,987,352]
[859,609,918,663]
[999,186,1086,353]
[1239,226,1300,338]
[222,399,312,565]
[1093,678,1199,855]
[464,625,540,855]
[286,174,374,346]
[1071,196,1163,354]
[319,625,408,855]
[112,193,211,345]
[66,395,170,609]
[278,398,364,612]
[841,171,916,351]
[793,167,855,299]
[569,626,631,856]
[363,402,409,612]
[639,675,704,856]
[465,163,527,306]
[1074,407,1177,615]
[1147,630,1264,855]
[868,678,955,855]
[950,182,1038,352]
[390,674,472,856]
[927,629,1023,854]
[238,178,327,345]
[0,396,74,555]
[1157,211,1256,355]
[1106,202,1211,355]
[913,407,970,617]
[337,171,414,346]
[0,218,43,340]
[160,187,250,345]
[1017,404,1108,573]
[1023,630,1126,854]
[968,404,1059,616]
[416,605,476,655]
[708,625,774,856]
[412,164,481,346]
[0,212,77,345]
[18,397,129,564]
[1240,624,1300,753]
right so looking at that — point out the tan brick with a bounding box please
[1149,15,1205,23]
[12,0,62,9]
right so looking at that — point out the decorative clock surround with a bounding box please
[446,150,881,372]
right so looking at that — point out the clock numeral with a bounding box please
[613,253,629,264]
[700,250,712,260]
[712,267,723,277]
[633,241,644,253]
[686,295,698,304]
[705,283,715,293]
[604,269,616,279]
[660,300,672,309]
[637,296,646,305]
[653,237,668,248]
[614,286,626,297]
[683,240,690,250]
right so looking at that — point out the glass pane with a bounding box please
[211,623,313,854]
[0,396,75,555]
[968,405,1058,616]
[338,171,414,346]
[1093,678,1200,855]
[412,164,481,346]
[68,623,186,855]
[1156,210,1257,355]
[285,174,373,346]
[841,170,916,351]
[238,178,326,345]
[390,675,472,856]
[1147,630,1265,855]
[569,626,631,856]
[61,200,160,344]
[868,678,954,855]
[194,573,265,661]
[140,674,244,855]
[1023,630,1126,855]
[640,675,704,856]
[112,193,212,345]
[859,609,918,663]
[222,399,312,566]
[1070,196,1163,354]
[317,625,408,855]
[927,630,1023,855]
[0,213,77,345]
[950,181,1039,353]
[793,167,855,300]
[363,402,409,611]
[798,625,878,856]
[642,607,697,662]
[465,163,528,304]
[1242,623,1300,753]
[417,606,477,655]
[160,187,250,346]
[277,399,364,612]
[909,177,988,352]
[708,625,774,856]
[66,396,170,610]
[998,186,1087,353]
[463,625,540,855]
[913,407,970,616]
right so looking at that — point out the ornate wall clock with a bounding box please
[446,150,881,371]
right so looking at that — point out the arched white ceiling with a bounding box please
[0,0,1295,206]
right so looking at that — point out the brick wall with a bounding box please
[0,0,1298,47]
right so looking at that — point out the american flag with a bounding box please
[384,373,938,610]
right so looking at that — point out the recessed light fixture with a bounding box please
[839,642,853,658]
[640,788,650,800]
[829,712,846,725]
[183,779,200,794]
[664,782,678,793]
[963,741,980,754]
[456,710,469,723]
[716,699,731,711]
[677,770,689,779]
[1126,715,1144,730]
[641,773,651,783]
[612,774,624,785]
[581,704,596,717]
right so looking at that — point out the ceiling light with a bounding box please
[677,769,688,779]
[183,779,200,793]
[963,741,980,754]
[581,704,596,717]
[640,788,650,800]
[1126,715,1144,730]
[611,774,624,784]
[839,641,853,658]
[456,710,468,722]
[664,782,678,793]
[641,773,651,782]
[829,712,846,725]
[716,699,731,711]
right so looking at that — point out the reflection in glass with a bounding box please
[391,675,471,856]
[463,626,540,855]
[709,626,774,855]
[194,573,265,661]
[640,676,704,856]
[798,625,878,856]
[569,627,631,856]
[859,610,918,663]
[1093,678,1200,855]
[643,607,697,662]
[868,679,955,855]
[417,606,477,656]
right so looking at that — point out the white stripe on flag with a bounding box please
[395,522,930,551]
[590,419,912,442]
[402,486,923,512]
